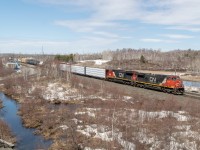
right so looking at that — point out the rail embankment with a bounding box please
[1,68,200,149]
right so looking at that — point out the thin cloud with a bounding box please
[162,34,194,39]
[0,39,70,54]
[18,0,200,52]
[141,38,179,43]
[141,0,200,26]
[36,0,200,26]
[0,40,69,46]
[92,31,120,38]
[167,26,200,32]
[141,38,163,43]
[55,20,120,32]
[0,37,119,53]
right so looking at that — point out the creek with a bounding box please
[0,92,52,150]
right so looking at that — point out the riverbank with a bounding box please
[0,100,16,149]
[0,139,14,149]
[0,99,3,109]
[0,92,51,149]
[0,76,70,149]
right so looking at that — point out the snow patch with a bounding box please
[79,59,110,65]
[43,83,79,101]
[75,108,101,118]
[94,60,110,65]
[85,147,106,150]
[72,118,83,124]
[185,86,200,93]
[77,124,135,150]
[60,125,68,130]
[138,110,189,122]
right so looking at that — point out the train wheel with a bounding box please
[180,90,184,95]
[162,88,167,93]
[173,89,178,95]
[131,82,135,86]
[167,89,171,93]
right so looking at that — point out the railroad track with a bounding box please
[184,91,200,100]
[72,74,200,100]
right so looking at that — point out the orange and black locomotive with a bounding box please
[106,70,184,94]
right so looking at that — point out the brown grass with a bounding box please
[1,61,200,149]
[0,100,3,109]
[0,120,16,144]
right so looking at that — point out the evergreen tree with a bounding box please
[140,55,146,63]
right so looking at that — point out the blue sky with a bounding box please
[0,0,200,54]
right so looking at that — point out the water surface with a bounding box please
[183,81,200,88]
[0,93,52,150]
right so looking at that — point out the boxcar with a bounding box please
[71,65,85,75]
[85,67,106,79]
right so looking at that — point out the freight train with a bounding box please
[60,64,185,95]
[19,58,40,65]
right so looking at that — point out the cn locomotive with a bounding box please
[106,70,184,94]
[60,64,184,95]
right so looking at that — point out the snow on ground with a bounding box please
[122,96,134,103]
[72,118,83,124]
[75,107,195,150]
[93,60,110,65]
[40,81,199,149]
[42,82,131,102]
[185,86,200,93]
[138,110,189,122]
[77,124,135,150]
[130,110,197,150]
[75,108,101,118]
[85,147,106,150]
[42,83,81,101]
[59,125,68,130]
[74,106,199,150]
[79,60,110,65]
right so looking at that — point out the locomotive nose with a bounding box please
[176,80,183,87]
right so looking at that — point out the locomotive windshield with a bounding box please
[168,76,180,80]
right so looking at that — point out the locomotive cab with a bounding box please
[163,75,184,94]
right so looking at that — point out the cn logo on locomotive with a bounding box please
[119,73,124,78]
[150,77,156,83]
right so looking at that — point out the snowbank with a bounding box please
[79,60,110,65]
